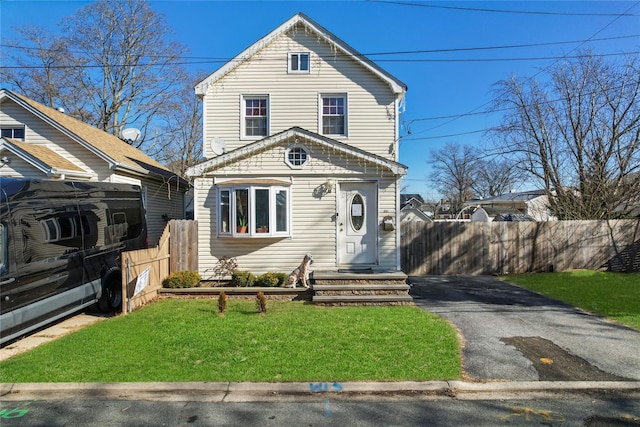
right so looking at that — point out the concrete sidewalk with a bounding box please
[0,313,107,362]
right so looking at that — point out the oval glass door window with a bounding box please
[350,193,364,231]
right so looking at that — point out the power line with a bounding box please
[367,0,640,17]
[1,50,637,70]
[412,1,640,137]
[2,33,637,62]
[362,35,640,56]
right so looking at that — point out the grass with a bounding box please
[503,271,640,330]
[0,299,461,383]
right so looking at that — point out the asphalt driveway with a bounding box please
[409,275,640,382]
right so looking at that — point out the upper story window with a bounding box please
[288,52,310,73]
[1,127,25,140]
[242,95,269,138]
[320,94,347,137]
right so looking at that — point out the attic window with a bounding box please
[285,145,309,168]
[288,52,310,73]
[1,127,25,141]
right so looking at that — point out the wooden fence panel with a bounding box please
[121,219,199,314]
[401,220,640,275]
[170,219,198,273]
[121,224,171,314]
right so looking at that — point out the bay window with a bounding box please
[218,185,290,237]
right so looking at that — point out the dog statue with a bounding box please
[284,254,313,288]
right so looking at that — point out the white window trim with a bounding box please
[217,185,291,238]
[285,144,310,169]
[319,93,348,138]
[241,94,270,140]
[288,52,310,74]
[1,126,26,141]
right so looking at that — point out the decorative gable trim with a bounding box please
[186,127,407,177]
[195,12,407,97]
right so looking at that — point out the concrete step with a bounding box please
[313,284,410,291]
[312,294,414,304]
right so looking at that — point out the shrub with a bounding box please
[256,291,267,314]
[231,270,256,287]
[255,272,281,287]
[275,272,289,287]
[162,270,201,288]
[218,291,228,315]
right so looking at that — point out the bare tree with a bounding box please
[2,0,188,149]
[428,142,478,214]
[148,75,205,180]
[493,52,640,219]
[472,158,523,199]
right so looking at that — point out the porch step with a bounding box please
[312,294,413,305]
[311,270,411,306]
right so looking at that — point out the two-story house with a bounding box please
[0,89,189,246]
[187,13,408,277]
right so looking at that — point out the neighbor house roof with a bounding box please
[1,89,186,185]
[0,137,92,178]
[187,127,408,177]
[194,12,407,97]
[469,190,547,204]
[400,193,425,207]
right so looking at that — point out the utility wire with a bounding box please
[2,33,637,63]
[1,50,637,70]
[367,0,640,17]
[407,1,640,139]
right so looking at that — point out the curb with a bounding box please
[2,381,639,402]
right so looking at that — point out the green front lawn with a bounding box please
[0,299,461,383]
[503,271,640,330]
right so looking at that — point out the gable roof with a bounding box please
[466,190,547,205]
[186,127,407,177]
[1,89,186,185]
[401,193,425,207]
[0,137,92,178]
[195,12,407,97]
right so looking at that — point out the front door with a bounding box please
[338,182,377,265]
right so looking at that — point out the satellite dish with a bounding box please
[122,128,141,144]
[210,137,226,155]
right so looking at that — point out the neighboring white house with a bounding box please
[465,190,556,222]
[0,89,189,246]
[187,13,408,277]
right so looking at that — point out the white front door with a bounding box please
[338,182,377,265]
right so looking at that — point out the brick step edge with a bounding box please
[313,284,410,291]
[313,295,414,303]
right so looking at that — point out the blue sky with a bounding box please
[2,1,639,200]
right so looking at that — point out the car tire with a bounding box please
[98,267,122,313]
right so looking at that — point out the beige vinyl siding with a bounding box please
[0,155,38,178]
[210,140,397,179]
[202,25,398,160]
[143,178,185,247]
[195,175,338,278]
[377,176,400,270]
[194,169,400,277]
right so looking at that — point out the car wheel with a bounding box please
[98,268,122,313]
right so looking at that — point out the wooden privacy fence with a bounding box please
[121,220,198,313]
[401,220,640,276]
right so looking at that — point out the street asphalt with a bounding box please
[1,275,640,402]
